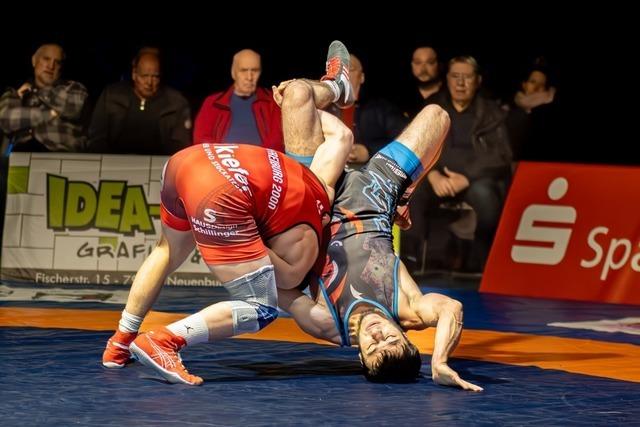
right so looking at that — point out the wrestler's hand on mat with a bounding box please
[432,362,483,392]
[272,79,297,107]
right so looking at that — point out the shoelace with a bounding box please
[325,58,341,79]
[148,335,194,377]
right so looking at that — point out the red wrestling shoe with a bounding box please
[130,327,203,386]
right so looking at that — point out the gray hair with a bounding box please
[448,55,480,75]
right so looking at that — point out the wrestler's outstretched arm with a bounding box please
[398,262,483,391]
[412,292,483,392]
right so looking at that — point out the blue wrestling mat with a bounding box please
[1,280,639,426]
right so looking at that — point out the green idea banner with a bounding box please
[2,152,218,286]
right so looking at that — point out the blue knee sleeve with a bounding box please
[379,141,423,181]
[255,303,279,329]
[224,265,279,335]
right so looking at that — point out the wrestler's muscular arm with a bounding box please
[267,226,319,289]
[308,110,352,204]
[398,263,483,391]
[265,111,350,290]
[412,293,481,391]
[277,288,342,345]
[277,79,353,204]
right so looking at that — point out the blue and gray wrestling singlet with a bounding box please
[314,144,419,345]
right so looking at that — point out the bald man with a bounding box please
[0,43,88,152]
[232,49,261,97]
[87,47,192,155]
[193,48,284,151]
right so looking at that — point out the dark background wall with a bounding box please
[2,17,564,103]
[0,8,633,165]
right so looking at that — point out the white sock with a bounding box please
[118,309,143,333]
[167,312,209,346]
[322,80,340,102]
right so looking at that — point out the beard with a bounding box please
[415,75,440,91]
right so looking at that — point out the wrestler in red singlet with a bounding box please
[160,143,330,264]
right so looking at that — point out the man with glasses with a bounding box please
[421,56,512,272]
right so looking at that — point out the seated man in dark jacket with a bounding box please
[407,56,512,272]
[87,47,192,155]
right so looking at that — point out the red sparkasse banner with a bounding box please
[481,162,640,305]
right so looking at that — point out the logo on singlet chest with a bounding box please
[202,144,252,195]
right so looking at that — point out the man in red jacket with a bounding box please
[193,49,284,151]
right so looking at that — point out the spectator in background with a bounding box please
[87,47,192,155]
[340,53,408,164]
[193,49,283,151]
[0,43,88,152]
[399,46,443,119]
[422,55,512,271]
[506,62,558,161]
[0,43,88,264]
[515,67,555,113]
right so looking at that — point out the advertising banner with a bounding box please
[1,153,217,286]
[481,162,640,305]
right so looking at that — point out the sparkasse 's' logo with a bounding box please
[511,177,576,265]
